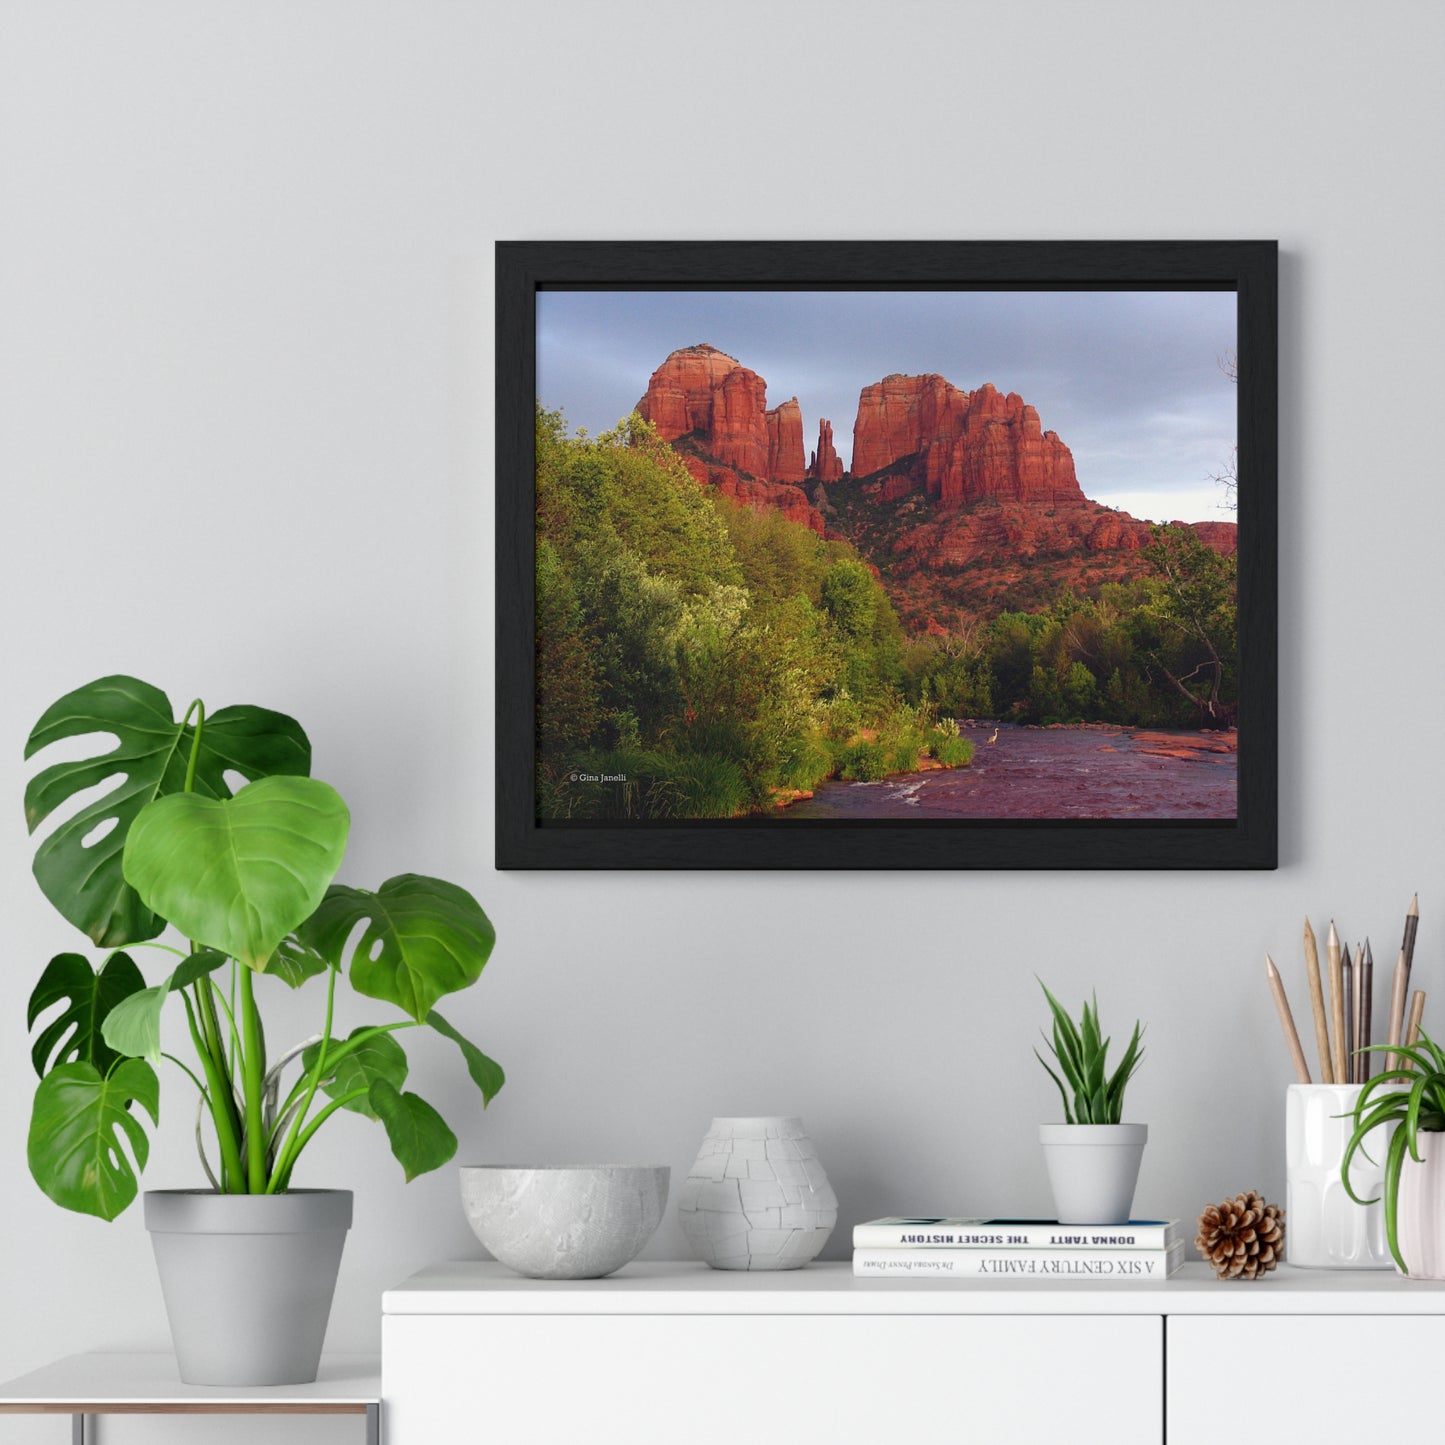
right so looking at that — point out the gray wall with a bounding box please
[2,1,1442,1438]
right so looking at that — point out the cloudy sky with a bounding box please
[537,288,1237,523]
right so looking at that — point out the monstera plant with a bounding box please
[23,675,503,1219]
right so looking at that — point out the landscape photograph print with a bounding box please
[531,284,1241,829]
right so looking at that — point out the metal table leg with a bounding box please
[72,1412,86,1445]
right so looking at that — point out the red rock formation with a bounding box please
[852,374,1086,509]
[679,456,825,535]
[1186,521,1238,556]
[636,344,770,479]
[766,397,806,485]
[807,418,844,483]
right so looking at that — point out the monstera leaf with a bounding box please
[122,776,350,970]
[302,1027,409,1120]
[27,951,146,1078]
[267,933,333,989]
[100,951,228,1066]
[427,1010,505,1105]
[368,1078,457,1181]
[25,676,310,947]
[299,874,496,1022]
[28,1058,159,1220]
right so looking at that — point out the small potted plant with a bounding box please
[1342,1030,1445,1277]
[1035,982,1146,1224]
[23,676,505,1384]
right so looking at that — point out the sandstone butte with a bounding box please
[636,344,823,533]
[633,345,1237,617]
[807,418,844,483]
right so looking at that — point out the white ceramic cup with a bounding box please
[1285,1083,1393,1269]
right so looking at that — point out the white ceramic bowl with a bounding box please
[459,1165,670,1279]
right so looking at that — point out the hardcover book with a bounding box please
[852,1218,1182,1250]
[853,1240,1187,1280]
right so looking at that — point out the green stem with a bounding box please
[268,963,340,1191]
[180,989,244,1191]
[161,1051,209,1099]
[181,699,206,793]
[237,967,267,1191]
[271,1088,371,1192]
[194,980,243,1163]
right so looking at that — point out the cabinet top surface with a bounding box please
[382,1260,1445,1315]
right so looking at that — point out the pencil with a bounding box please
[1401,894,1420,1015]
[1266,953,1312,1084]
[1360,939,1374,1084]
[1303,918,1333,1083]
[1387,949,1408,1074]
[1328,921,1347,1084]
[1342,943,1354,1084]
[1405,989,1426,1056]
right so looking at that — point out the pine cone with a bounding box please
[1195,1189,1285,1280]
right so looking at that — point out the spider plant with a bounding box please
[1035,980,1145,1125]
[1341,1029,1445,1274]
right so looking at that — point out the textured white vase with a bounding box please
[1039,1123,1147,1224]
[1285,1083,1393,1269]
[677,1117,837,1270]
[1396,1129,1445,1279]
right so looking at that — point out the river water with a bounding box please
[782,723,1236,821]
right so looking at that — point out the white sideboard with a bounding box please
[383,1261,1445,1445]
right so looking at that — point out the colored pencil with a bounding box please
[1303,918,1333,1083]
[1360,939,1374,1084]
[1342,944,1354,1084]
[1404,990,1426,1058]
[1401,894,1420,1019]
[1387,949,1408,1074]
[1266,953,1311,1084]
[1327,921,1347,1084]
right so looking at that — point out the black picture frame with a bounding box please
[497,240,1277,870]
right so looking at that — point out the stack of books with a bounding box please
[852,1217,1186,1279]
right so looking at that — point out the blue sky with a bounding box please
[537,288,1237,523]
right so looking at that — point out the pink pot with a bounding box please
[1396,1129,1445,1279]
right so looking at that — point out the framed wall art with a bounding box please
[496,241,1277,869]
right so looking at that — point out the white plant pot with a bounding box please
[1285,1083,1394,1269]
[1039,1123,1147,1224]
[1396,1128,1445,1279]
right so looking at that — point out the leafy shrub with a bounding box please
[839,739,889,781]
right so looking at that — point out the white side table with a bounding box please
[0,1352,380,1444]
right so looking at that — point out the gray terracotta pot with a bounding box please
[144,1189,351,1385]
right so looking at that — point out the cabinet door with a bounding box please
[1168,1316,1445,1441]
[385,1313,1161,1445]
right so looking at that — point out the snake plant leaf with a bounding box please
[368,1078,458,1181]
[426,1010,505,1105]
[122,776,350,971]
[24,676,310,948]
[267,934,333,989]
[302,1028,409,1121]
[27,1059,159,1220]
[99,953,227,1066]
[299,874,496,1023]
[27,951,146,1079]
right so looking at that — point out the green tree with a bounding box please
[1141,525,1238,725]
